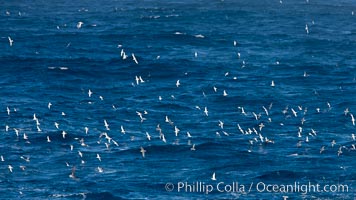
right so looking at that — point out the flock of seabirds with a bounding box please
[2,2,356,197]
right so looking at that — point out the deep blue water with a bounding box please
[1,0,356,199]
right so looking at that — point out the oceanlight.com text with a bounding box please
[165,181,349,195]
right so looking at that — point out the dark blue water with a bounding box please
[1,0,356,199]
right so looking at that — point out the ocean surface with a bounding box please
[1,0,356,199]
